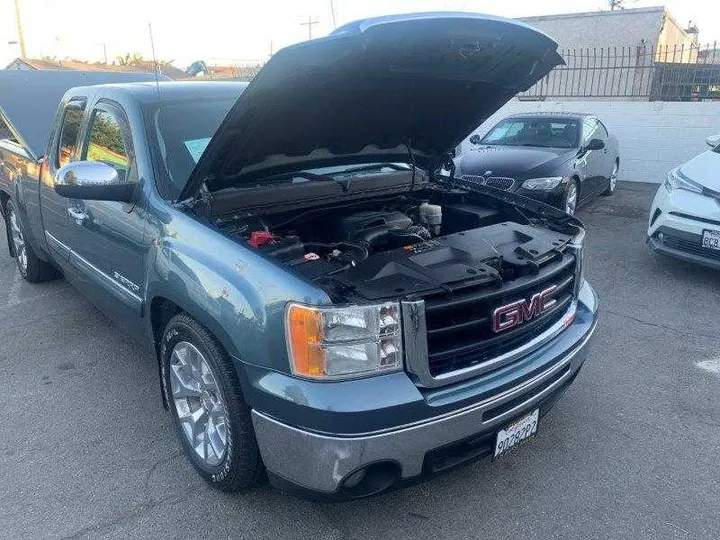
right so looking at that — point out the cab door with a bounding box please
[65,100,147,335]
[41,98,87,271]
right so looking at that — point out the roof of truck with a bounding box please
[0,70,166,160]
[68,80,248,103]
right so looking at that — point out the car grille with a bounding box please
[461,175,516,191]
[661,232,720,261]
[421,255,576,377]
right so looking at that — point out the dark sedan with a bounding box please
[455,113,620,215]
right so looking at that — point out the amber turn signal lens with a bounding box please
[286,304,325,377]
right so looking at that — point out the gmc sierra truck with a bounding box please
[0,13,598,500]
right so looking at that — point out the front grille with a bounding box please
[661,232,720,261]
[461,175,516,191]
[422,255,576,377]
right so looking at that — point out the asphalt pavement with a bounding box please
[1,182,719,540]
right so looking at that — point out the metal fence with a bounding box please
[520,43,720,101]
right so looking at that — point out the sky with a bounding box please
[1,0,719,69]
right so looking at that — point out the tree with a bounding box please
[115,53,145,66]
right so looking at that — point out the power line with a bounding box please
[329,0,337,30]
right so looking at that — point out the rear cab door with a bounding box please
[41,96,88,269]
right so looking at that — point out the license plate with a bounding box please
[702,229,720,251]
[494,409,539,458]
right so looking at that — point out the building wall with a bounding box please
[656,11,698,62]
[518,8,664,50]
[459,100,720,184]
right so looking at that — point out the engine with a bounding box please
[213,187,572,301]
[232,202,453,275]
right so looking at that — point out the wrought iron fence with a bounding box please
[520,43,720,101]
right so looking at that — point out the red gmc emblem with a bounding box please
[492,285,558,333]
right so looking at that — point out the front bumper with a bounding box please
[514,186,566,209]
[251,281,599,500]
[646,183,720,269]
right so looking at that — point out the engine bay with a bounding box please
[213,186,576,302]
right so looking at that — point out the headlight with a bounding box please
[664,169,703,194]
[285,302,403,380]
[521,176,564,190]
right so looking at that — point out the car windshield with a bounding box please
[480,118,580,149]
[149,98,412,198]
[150,98,236,197]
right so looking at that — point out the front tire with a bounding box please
[161,313,263,492]
[602,160,619,196]
[561,178,579,216]
[5,200,58,282]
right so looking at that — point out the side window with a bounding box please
[56,101,86,168]
[595,121,609,139]
[582,118,597,144]
[83,107,133,182]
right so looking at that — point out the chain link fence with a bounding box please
[520,43,720,101]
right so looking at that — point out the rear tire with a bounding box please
[5,199,59,283]
[161,312,263,492]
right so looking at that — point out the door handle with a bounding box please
[67,207,88,223]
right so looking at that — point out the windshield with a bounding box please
[480,118,580,149]
[150,98,235,197]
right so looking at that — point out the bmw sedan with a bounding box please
[455,113,620,215]
[647,134,720,269]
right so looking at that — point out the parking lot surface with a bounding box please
[1,182,718,540]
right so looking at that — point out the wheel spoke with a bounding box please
[205,415,224,461]
[178,406,207,441]
[170,363,202,399]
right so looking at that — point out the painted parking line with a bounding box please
[696,359,720,376]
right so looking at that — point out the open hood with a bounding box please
[180,12,563,200]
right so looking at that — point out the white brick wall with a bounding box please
[460,101,720,184]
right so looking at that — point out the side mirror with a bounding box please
[586,138,605,151]
[706,134,720,148]
[469,134,482,145]
[54,161,136,202]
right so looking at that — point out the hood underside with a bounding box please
[181,12,563,199]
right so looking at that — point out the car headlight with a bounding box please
[521,177,564,190]
[664,169,703,194]
[286,302,403,380]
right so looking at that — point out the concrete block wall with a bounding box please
[459,101,720,183]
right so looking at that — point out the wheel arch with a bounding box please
[148,294,250,409]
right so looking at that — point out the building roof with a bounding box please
[5,57,188,80]
[518,7,668,50]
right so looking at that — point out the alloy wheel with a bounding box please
[610,163,618,192]
[565,182,578,215]
[169,341,229,466]
[8,208,28,274]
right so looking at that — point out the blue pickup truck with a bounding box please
[0,13,598,500]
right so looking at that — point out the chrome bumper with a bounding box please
[252,318,596,495]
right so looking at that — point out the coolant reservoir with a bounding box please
[419,202,442,236]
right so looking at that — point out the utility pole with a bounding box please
[13,0,27,58]
[300,16,319,40]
